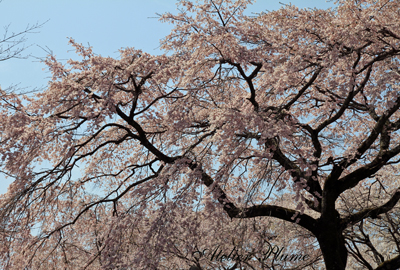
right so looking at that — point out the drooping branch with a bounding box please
[283,67,322,111]
[334,93,400,179]
[336,144,400,196]
[268,138,323,203]
[342,189,400,227]
[236,131,323,205]
[315,66,372,133]
[189,161,319,235]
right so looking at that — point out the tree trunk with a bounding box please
[317,219,348,270]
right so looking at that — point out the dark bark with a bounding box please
[315,218,348,270]
[375,255,400,270]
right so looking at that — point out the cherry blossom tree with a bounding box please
[1,0,400,269]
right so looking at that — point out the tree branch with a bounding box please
[375,254,400,270]
[342,189,400,227]
[189,161,319,235]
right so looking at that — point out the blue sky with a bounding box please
[0,0,334,194]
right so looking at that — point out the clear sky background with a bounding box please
[0,0,335,194]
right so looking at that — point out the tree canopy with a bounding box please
[1,0,400,269]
